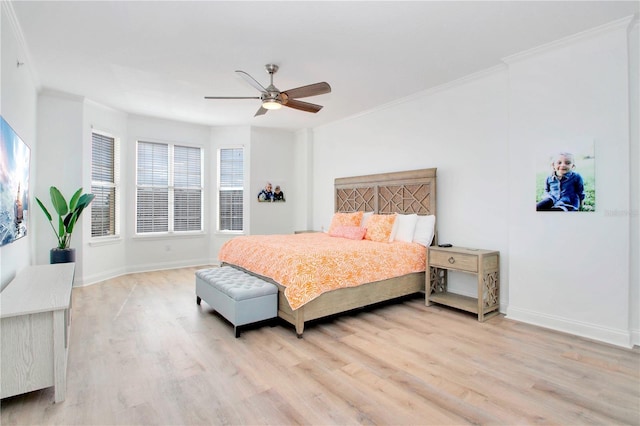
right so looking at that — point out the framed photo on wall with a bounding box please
[535,142,595,212]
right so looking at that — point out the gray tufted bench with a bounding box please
[195,267,278,337]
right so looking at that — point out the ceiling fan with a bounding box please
[205,64,331,117]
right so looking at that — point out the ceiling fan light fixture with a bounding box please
[205,64,331,116]
[262,99,282,110]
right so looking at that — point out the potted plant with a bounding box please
[36,186,95,264]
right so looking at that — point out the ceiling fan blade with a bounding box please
[236,70,267,93]
[282,82,331,99]
[283,99,323,113]
[254,106,268,117]
[204,96,260,99]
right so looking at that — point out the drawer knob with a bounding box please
[448,256,455,264]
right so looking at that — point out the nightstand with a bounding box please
[426,246,500,321]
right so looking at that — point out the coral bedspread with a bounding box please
[218,233,426,310]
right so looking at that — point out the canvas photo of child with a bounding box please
[536,145,595,212]
[257,182,286,202]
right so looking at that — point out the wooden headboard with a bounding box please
[335,168,437,215]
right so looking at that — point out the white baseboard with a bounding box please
[75,258,214,287]
[76,266,129,287]
[124,258,213,275]
[506,306,633,349]
[631,328,640,348]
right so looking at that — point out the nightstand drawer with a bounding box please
[429,251,478,273]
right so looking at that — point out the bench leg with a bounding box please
[295,320,304,339]
[234,326,240,338]
[196,296,201,305]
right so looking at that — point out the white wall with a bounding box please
[313,69,510,305]
[124,114,212,274]
[250,127,297,235]
[34,91,85,276]
[0,2,38,289]
[311,18,638,347]
[506,19,634,347]
[81,101,128,285]
[209,125,251,259]
[210,126,304,263]
[9,88,301,284]
[629,19,640,346]
[292,129,314,232]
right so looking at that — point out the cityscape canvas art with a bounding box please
[1,116,31,246]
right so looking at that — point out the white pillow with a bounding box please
[393,214,418,243]
[360,211,374,227]
[413,215,436,247]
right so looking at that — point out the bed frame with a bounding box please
[230,168,437,337]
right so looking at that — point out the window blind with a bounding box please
[91,132,117,237]
[174,145,202,231]
[137,142,169,233]
[219,148,243,231]
[136,141,202,234]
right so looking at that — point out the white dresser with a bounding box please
[1,263,75,403]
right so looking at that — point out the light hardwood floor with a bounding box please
[1,266,639,425]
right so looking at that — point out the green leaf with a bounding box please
[35,197,52,222]
[68,188,82,211]
[50,187,69,216]
[57,215,65,238]
[76,193,96,209]
[63,212,75,232]
[66,212,77,234]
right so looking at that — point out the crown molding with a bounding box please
[629,14,639,32]
[503,15,636,65]
[316,64,507,130]
[39,87,85,103]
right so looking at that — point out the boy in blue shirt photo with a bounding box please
[536,152,585,211]
[257,182,274,202]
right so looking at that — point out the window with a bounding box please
[174,145,203,231]
[218,147,243,232]
[91,131,119,237]
[136,141,202,234]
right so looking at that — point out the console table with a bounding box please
[1,263,75,402]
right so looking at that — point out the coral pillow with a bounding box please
[329,226,367,240]
[364,214,397,243]
[328,211,364,234]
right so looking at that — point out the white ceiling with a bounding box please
[10,1,639,130]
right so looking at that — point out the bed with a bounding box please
[220,168,437,337]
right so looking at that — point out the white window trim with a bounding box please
[89,236,122,247]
